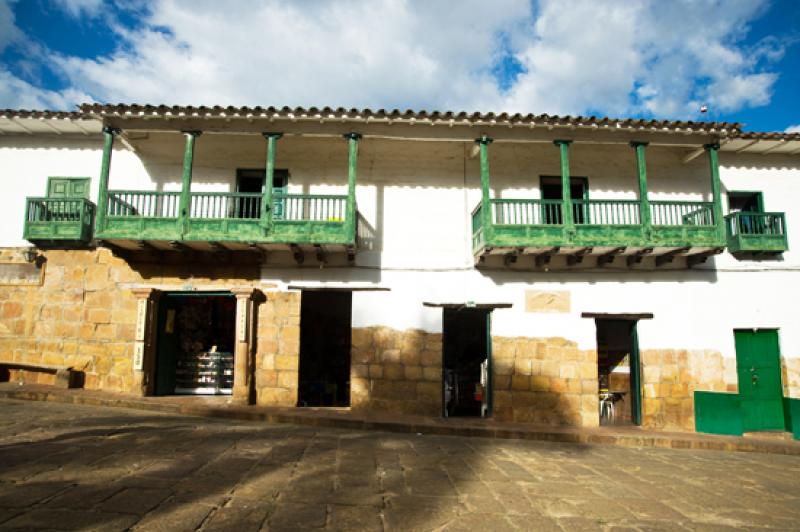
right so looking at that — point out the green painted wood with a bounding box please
[784,397,800,440]
[95,127,117,232]
[179,132,200,236]
[631,142,651,230]
[554,140,574,231]
[47,177,90,199]
[477,136,493,244]
[735,329,785,432]
[23,197,95,243]
[630,323,642,426]
[262,133,282,232]
[704,144,724,239]
[725,212,788,253]
[344,133,361,245]
[694,391,744,436]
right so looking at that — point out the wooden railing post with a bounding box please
[262,133,282,234]
[476,135,493,233]
[631,141,651,233]
[179,131,201,236]
[96,126,119,232]
[553,140,573,231]
[344,133,361,242]
[704,143,723,235]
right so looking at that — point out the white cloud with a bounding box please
[0,69,92,109]
[0,0,787,119]
[51,0,104,18]
[786,125,800,133]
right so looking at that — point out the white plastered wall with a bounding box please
[1,133,798,363]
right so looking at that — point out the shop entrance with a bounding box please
[154,292,236,396]
[595,319,642,426]
[298,290,352,407]
[443,308,491,418]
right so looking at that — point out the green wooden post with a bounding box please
[344,133,361,242]
[476,136,493,236]
[704,143,723,234]
[178,131,201,236]
[262,133,282,233]
[96,127,118,232]
[554,140,573,230]
[631,141,651,232]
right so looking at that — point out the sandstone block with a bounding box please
[559,364,577,379]
[277,371,298,389]
[531,375,549,392]
[549,378,567,393]
[399,349,420,366]
[404,365,423,380]
[1,301,23,319]
[540,360,560,378]
[369,364,384,379]
[384,363,404,381]
[511,375,530,391]
[352,364,368,378]
[416,382,440,399]
[275,355,299,371]
[381,349,402,364]
[351,328,373,349]
[514,358,532,376]
[493,374,511,390]
[422,367,440,381]
[420,350,441,367]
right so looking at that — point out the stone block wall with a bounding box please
[640,349,732,431]
[0,247,260,394]
[254,291,301,407]
[492,336,598,427]
[350,327,443,416]
[0,248,138,392]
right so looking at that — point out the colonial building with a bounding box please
[1,104,798,438]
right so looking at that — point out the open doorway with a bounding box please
[443,308,491,418]
[595,319,642,426]
[540,175,589,224]
[154,292,236,396]
[298,290,352,407]
[235,168,289,219]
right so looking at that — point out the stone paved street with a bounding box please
[0,399,799,531]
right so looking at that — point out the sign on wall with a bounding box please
[0,262,44,286]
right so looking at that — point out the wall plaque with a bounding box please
[0,262,44,286]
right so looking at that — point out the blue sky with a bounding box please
[1,0,798,132]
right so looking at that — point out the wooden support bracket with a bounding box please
[503,248,523,267]
[597,247,625,266]
[168,241,190,252]
[655,247,690,267]
[686,247,724,268]
[290,244,305,265]
[566,247,592,266]
[209,241,228,252]
[534,247,559,268]
[346,246,356,264]
[626,247,653,267]
[315,245,327,265]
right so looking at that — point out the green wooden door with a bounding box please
[47,177,90,199]
[154,297,180,396]
[735,329,785,432]
[46,178,90,220]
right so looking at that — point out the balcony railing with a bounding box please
[97,190,356,246]
[472,198,724,252]
[725,212,788,253]
[23,197,95,244]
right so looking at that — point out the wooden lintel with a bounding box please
[581,312,654,320]
[655,247,691,267]
[597,247,625,266]
[566,247,592,266]
[423,302,513,309]
[290,244,305,265]
[626,247,654,266]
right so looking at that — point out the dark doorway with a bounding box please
[728,191,764,214]
[540,176,589,224]
[154,292,236,396]
[236,168,289,219]
[443,308,491,417]
[595,319,642,426]
[298,290,352,407]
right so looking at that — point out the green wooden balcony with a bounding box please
[472,198,725,255]
[725,212,788,254]
[96,190,355,249]
[23,197,95,246]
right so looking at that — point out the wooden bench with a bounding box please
[0,362,82,389]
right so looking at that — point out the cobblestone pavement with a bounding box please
[0,399,799,531]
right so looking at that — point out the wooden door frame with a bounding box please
[441,307,493,419]
[733,328,785,432]
[46,176,91,198]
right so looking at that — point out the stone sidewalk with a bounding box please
[1,399,800,531]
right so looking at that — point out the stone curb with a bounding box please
[2,387,799,456]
